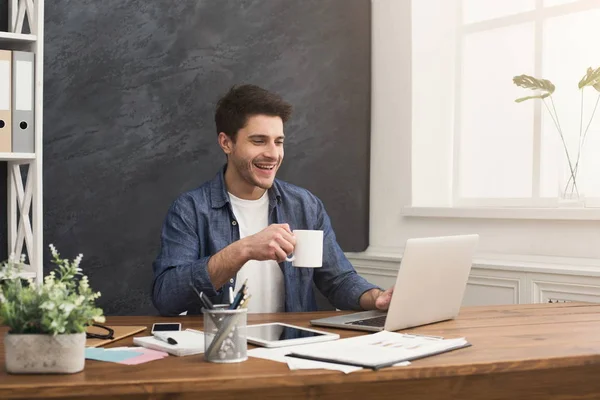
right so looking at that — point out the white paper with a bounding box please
[286,357,363,374]
[248,339,414,374]
[133,330,205,356]
[392,361,411,367]
[248,344,363,374]
[289,331,468,368]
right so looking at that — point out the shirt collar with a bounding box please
[210,165,282,209]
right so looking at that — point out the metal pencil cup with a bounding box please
[203,305,248,363]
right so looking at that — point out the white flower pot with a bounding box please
[4,332,86,374]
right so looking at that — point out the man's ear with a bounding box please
[218,132,234,155]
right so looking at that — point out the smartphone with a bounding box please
[151,323,182,334]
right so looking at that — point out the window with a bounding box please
[412,0,600,208]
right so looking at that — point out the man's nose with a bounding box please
[263,141,279,159]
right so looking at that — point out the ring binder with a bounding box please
[12,51,34,153]
[0,50,11,152]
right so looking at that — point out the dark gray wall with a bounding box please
[0,0,371,315]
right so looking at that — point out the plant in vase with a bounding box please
[513,67,600,205]
[0,244,104,374]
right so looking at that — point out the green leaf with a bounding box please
[578,67,600,90]
[513,74,555,102]
[0,246,104,335]
[515,93,552,103]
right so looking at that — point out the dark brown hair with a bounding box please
[215,84,293,140]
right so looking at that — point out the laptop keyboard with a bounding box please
[346,315,386,327]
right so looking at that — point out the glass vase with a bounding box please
[558,146,584,207]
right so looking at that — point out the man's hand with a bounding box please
[359,287,394,311]
[207,224,296,288]
[375,286,394,310]
[243,223,296,262]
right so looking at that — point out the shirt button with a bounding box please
[230,278,234,284]
[232,220,237,226]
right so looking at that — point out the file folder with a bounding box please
[0,50,11,152]
[12,51,34,153]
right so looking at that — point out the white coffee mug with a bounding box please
[285,230,323,268]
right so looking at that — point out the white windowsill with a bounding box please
[402,206,600,221]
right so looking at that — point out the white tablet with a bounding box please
[246,322,339,348]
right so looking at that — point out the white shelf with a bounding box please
[0,152,36,161]
[16,271,36,280]
[0,31,37,44]
[0,271,36,280]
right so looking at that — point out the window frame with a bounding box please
[451,0,600,208]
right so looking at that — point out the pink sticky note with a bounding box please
[118,352,168,365]
[112,347,169,365]
[131,347,169,358]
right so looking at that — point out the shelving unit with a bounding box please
[0,152,35,160]
[2,0,44,282]
[0,31,36,44]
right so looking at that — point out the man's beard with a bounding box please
[234,157,277,190]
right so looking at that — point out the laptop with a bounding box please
[310,234,479,332]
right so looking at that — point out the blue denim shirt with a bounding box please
[152,167,378,316]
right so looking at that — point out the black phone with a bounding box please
[151,323,181,333]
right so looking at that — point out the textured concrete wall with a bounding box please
[0,0,370,315]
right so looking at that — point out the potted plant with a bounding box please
[0,244,104,374]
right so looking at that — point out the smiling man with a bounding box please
[152,84,392,316]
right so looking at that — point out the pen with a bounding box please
[153,332,178,345]
[201,291,215,309]
[232,287,248,310]
[240,294,252,312]
[237,293,249,309]
[189,283,214,310]
[229,279,248,310]
[189,282,222,327]
[285,353,378,370]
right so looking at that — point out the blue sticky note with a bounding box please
[85,348,141,363]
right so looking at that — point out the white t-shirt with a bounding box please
[228,191,285,313]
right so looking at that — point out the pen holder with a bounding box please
[203,305,248,363]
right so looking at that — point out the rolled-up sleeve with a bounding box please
[312,198,379,310]
[152,196,217,316]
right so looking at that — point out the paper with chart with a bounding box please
[247,331,446,373]
[288,331,469,368]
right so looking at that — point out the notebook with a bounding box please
[286,330,471,370]
[133,329,205,357]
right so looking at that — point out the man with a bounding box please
[152,84,392,316]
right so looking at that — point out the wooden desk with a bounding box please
[2,302,600,399]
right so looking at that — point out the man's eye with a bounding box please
[276,141,284,145]
[252,140,264,144]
